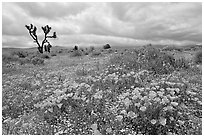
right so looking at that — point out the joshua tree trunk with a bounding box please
[25,24,57,54]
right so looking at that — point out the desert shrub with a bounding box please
[74,45,78,50]
[90,51,102,57]
[18,57,31,65]
[109,47,176,74]
[89,46,95,52]
[40,54,50,59]
[70,50,83,57]
[2,54,19,64]
[76,67,89,76]
[173,57,190,70]
[31,57,44,65]
[103,44,111,49]
[162,46,182,52]
[51,53,57,56]
[11,51,28,58]
[194,51,202,64]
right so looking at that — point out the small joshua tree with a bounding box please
[25,24,56,53]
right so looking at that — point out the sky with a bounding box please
[2,2,202,48]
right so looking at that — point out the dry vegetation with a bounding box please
[2,44,202,135]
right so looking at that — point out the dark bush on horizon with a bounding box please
[103,44,111,49]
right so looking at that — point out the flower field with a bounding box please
[2,46,202,135]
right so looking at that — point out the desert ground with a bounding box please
[2,44,202,135]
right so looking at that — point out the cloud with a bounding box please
[2,2,202,48]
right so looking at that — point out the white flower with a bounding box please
[127,111,137,118]
[154,97,161,102]
[116,115,123,121]
[151,87,156,90]
[159,117,166,126]
[178,120,185,125]
[161,96,169,104]
[123,98,131,108]
[140,106,147,112]
[149,91,157,99]
[106,127,112,133]
[134,103,141,107]
[170,117,174,121]
[157,91,164,97]
[121,110,127,115]
[160,88,165,92]
[150,119,157,125]
[171,102,179,107]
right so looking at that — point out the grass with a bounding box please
[2,46,202,135]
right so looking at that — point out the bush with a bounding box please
[2,54,19,64]
[89,46,95,52]
[70,50,83,57]
[11,51,28,58]
[173,57,190,70]
[90,51,102,57]
[51,53,57,56]
[109,46,176,74]
[31,57,44,65]
[40,54,50,59]
[103,44,111,49]
[18,57,31,65]
[194,51,202,64]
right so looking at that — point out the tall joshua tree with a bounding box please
[25,24,57,53]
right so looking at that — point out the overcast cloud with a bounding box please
[2,2,202,48]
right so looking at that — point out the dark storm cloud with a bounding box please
[2,2,202,48]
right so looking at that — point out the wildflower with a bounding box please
[149,91,157,99]
[91,123,98,130]
[106,127,112,133]
[151,87,156,90]
[178,120,185,125]
[127,73,131,77]
[150,119,157,125]
[127,111,137,119]
[161,96,169,104]
[171,102,178,107]
[132,95,138,100]
[131,85,134,89]
[132,88,141,96]
[159,117,166,126]
[157,91,164,97]
[134,102,141,107]
[140,106,147,112]
[160,88,165,92]
[123,98,131,108]
[121,110,127,115]
[155,86,160,89]
[170,91,175,96]
[57,103,63,108]
[130,71,135,75]
[154,97,161,102]
[174,88,180,93]
[170,116,174,121]
[116,115,123,121]
[166,105,173,111]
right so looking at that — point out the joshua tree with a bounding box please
[25,24,56,53]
